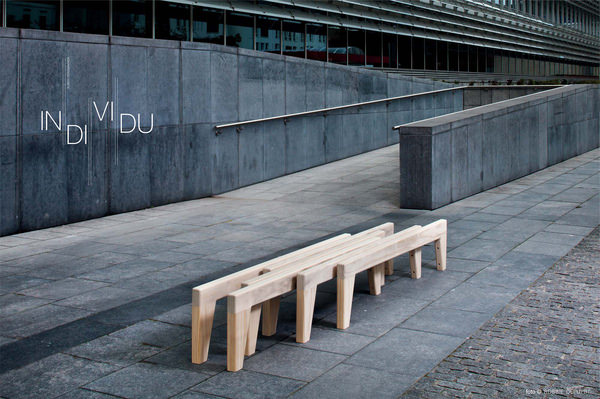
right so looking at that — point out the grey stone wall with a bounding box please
[0,28,459,236]
[462,86,557,109]
[397,85,600,210]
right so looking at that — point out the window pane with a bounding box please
[328,26,347,64]
[365,30,381,67]
[448,43,458,71]
[425,39,436,70]
[348,29,365,66]
[459,44,468,72]
[256,16,280,53]
[112,0,152,38]
[155,1,188,41]
[63,0,108,34]
[382,33,397,68]
[306,23,326,61]
[7,0,59,30]
[468,46,477,72]
[282,20,304,58]
[398,35,411,68]
[226,11,253,49]
[437,41,447,70]
[193,7,223,44]
[412,37,424,69]
[477,47,486,72]
[486,48,494,72]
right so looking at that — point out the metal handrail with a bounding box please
[214,84,561,135]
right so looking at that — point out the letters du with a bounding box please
[40,101,154,145]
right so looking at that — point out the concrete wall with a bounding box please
[462,86,558,109]
[0,28,458,236]
[398,85,599,209]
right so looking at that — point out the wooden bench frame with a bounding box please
[225,223,394,371]
[191,223,393,365]
[295,224,424,343]
[334,219,447,330]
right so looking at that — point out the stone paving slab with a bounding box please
[401,227,599,399]
[0,145,598,398]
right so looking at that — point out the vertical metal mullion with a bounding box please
[59,0,63,31]
[223,9,226,46]
[364,29,366,67]
[152,0,155,39]
[345,28,348,66]
[190,5,193,42]
[304,22,307,59]
[253,15,256,51]
[280,19,282,55]
[108,0,113,36]
[2,0,6,27]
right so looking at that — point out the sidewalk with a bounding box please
[0,145,598,399]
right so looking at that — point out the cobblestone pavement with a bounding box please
[402,227,600,399]
[0,146,598,398]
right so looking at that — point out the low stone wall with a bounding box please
[397,85,600,210]
[462,86,558,109]
[0,28,459,236]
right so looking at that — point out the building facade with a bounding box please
[2,0,599,78]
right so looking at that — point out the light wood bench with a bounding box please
[333,219,447,330]
[225,223,394,371]
[295,224,425,343]
[191,223,393,365]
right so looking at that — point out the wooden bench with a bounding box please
[191,222,393,365]
[333,219,447,330]
[224,223,394,371]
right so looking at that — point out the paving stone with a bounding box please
[191,369,305,399]
[527,231,584,246]
[145,340,227,376]
[0,304,92,338]
[18,278,109,300]
[285,327,376,355]
[0,353,118,399]
[544,224,594,236]
[448,239,517,262]
[320,294,430,337]
[78,258,174,283]
[56,388,120,398]
[513,240,574,257]
[65,335,163,367]
[346,328,464,377]
[291,363,417,399]
[493,218,551,234]
[109,320,190,348]
[173,240,242,255]
[0,293,53,318]
[55,287,148,312]
[428,282,519,314]
[382,268,470,302]
[402,228,600,398]
[400,306,491,338]
[0,275,54,294]
[244,344,346,381]
[83,363,209,399]
[445,258,490,273]
[171,391,224,399]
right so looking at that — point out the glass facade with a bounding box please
[112,0,152,38]
[64,1,109,34]
[328,26,346,65]
[193,7,223,44]
[7,0,59,30]
[155,1,188,41]
[282,20,303,58]
[306,23,326,61]
[226,11,253,49]
[1,0,597,77]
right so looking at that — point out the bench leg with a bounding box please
[245,304,262,356]
[435,233,447,271]
[409,248,422,279]
[384,259,394,276]
[261,297,280,336]
[367,263,385,296]
[337,269,356,330]
[227,308,250,372]
[296,285,317,343]
[191,296,216,364]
